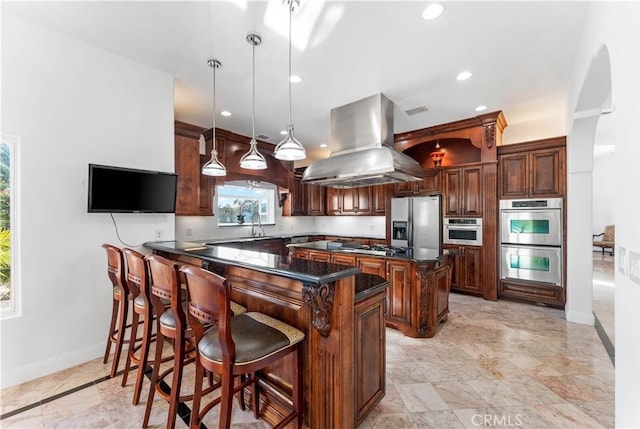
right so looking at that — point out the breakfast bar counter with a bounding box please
[144,240,390,429]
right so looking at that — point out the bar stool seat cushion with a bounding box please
[198,312,304,366]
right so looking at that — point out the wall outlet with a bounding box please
[186,228,192,237]
[154,229,164,241]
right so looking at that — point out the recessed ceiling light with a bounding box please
[320,143,328,148]
[475,105,487,112]
[280,130,288,135]
[456,71,473,81]
[422,3,444,20]
[289,75,302,83]
[221,110,232,116]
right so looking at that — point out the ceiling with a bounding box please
[3,1,590,163]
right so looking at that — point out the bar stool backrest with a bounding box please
[180,265,235,363]
[102,243,129,296]
[144,254,186,331]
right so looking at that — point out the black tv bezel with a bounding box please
[87,163,178,214]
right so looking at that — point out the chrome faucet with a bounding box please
[250,200,262,237]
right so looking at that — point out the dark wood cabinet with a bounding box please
[498,137,566,199]
[443,166,483,217]
[305,184,326,216]
[325,186,386,216]
[330,253,357,267]
[291,247,453,338]
[357,257,387,277]
[443,244,483,295]
[498,279,565,308]
[393,170,441,196]
[288,171,305,216]
[354,291,386,425]
[175,121,215,216]
[385,260,413,327]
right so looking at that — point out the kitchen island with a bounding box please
[144,240,389,429]
[288,240,453,339]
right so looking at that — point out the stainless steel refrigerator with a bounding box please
[390,195,441,251]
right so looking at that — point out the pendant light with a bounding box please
[240,33,268,170]
[274,0,306,161]
[202,59,227,176]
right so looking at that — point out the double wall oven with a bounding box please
[499,198,563,286]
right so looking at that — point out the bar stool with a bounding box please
[101,243,132,378]
[180,264,305,429]
[121,248,159,405]
[142,255,247,429]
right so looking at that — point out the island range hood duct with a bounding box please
[301,93,424,188]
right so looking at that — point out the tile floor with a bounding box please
[1,257,615,429]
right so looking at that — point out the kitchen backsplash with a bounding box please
[175,215,386,242]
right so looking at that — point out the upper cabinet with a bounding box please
[325,185,388,216]
[393,170,441,197]
[175,121,214,216]
[443,165,483,217]
[498,136,566,199]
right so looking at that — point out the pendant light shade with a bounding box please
[240,33,267,170]
[275,0,306,161]
[202,59,227,176]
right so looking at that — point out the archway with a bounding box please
[565,45,613,325]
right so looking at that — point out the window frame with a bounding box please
[1,134,20,319]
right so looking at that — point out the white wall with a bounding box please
[565,2,640,426]
[502,114,566,145]
[0,12,175,387]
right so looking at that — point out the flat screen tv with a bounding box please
[88,164,178,213]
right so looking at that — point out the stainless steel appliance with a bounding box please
[391,195,441,251]
[500,198,562,246]
[301,93,424,188]
[443,218,483,246]
[500,198,563,286]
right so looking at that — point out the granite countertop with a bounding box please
[144,240,362,285]
[288,240,447,263]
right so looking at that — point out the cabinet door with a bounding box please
[356,187,373,214]
[530,148,564,197]
[308,250,331,262]
[357,257,387,277]
[461,246,483,294]
[420,170,441,194]
[198,155,214,216]
[354,292,386,423]
[325,188,341,215]
[175,135,200,216]
[443,169,462,216]
[499,153,529,198]
[341,188,358,214]
[290,173,305,216]
[461,167,482,216]
[393,181,417,196]
[293,248,310,260]
[442,245,461,289]
[372,184,390,215]
[386,260,412,326]
[331,253,357,267]
[306,184,325,216]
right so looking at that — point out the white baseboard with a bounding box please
[566,310,596,326]
[0,342,104,389]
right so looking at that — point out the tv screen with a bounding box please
[88,164,177,213]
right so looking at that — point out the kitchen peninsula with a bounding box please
[144,240,389,429]
[289,240,453,338]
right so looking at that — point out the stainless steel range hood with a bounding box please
[301,93,423,188]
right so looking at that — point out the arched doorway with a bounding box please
[565,45,613,326]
